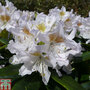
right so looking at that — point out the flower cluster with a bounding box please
[0,0,90,85]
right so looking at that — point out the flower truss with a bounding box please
[0,0,90,85]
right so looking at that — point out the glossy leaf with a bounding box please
[73,60,90,74]
[0,45,7,50]
[12,73,41,90]
[82,52,90,61]
[0,64,22,77]
[0,38,8,44]
[51,75,85,90]
[81,81,90,90]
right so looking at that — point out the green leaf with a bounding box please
[72,60,90,74]
[12,76,29,90]
[0,64,22,78]
[0,45,7,50]
[81,43,90,51]
[81,81,90,90]
[0,59,8,65]
[0,38,8,44]
[51,75,85,90]
[0,30,12,45]
[72,56,83,63]
[12,73,41,90]
[0,30,8,39]
[82,51,90,61]
[26,81,40,90]
[80,75,90,82]
[54,86,62,90]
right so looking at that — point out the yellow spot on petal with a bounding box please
[18,36,20,39]
[17,36,22,42]
[6,7,9,11]
[31,52,41,56]
[55,36,64,43]
[0,15,10,22]
[49,34,57,41]
[77,22,82,26]
[60,11,65,16]
[37,23,46,32]
[41,73,45,77]
[65,18,71,22]
[45,56,49,60]
[49,34,64,43]
[23,27,33,36]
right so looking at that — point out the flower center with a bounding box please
[37,23,46,32]
[31,52,49,60]
[60,11,65,16]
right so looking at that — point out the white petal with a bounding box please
[42,65,51,85]
[19,65,32,76]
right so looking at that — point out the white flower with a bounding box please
[0,0,16,31]
[49,6,71,22]
[6,4,82,85]
[78,13,90,43]
[31,22,81,75]
[5,10,22,30]
[80,29,90,39]
[7,26,53,85]
[18,11,35,25]
[5,0,17,14]
[8,42,53,85]
[8,20,81,85]
[64,14,81,31]
[48,24,81,68]
[33,13,57,33]
[7,26,35,55]
[49,6,80,40]
[19,50,51,85]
